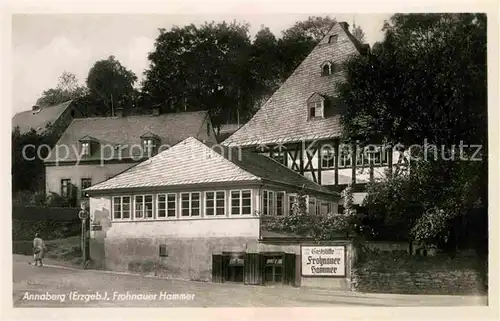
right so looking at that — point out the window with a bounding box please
[308,101,324,119]
[134,195,154,219]
[60,179,71,198]
[205,191,226,216]
[272,151,285,165]
[308,196,316,215]
[231,190,252,215]
[264,256,283,284]
[143,139,155,157]
[320,201,331,215]
[339,147,352,168]
[322,64,331,76]
[157,193,176,218]
[329,35,338,44]
[276,192,285,216]
[321,148,335,169]
[81,178,92,198]
[180,192,201,217]
[262,190,275,216]
[288,194,296,215]
[112,196,131,220]
[81,142,90,156]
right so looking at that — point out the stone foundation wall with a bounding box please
[99,236,259,282]
[351,252,487,295]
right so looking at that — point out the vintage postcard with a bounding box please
[2,0,498,320]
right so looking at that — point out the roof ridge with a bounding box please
[71,110,208,121]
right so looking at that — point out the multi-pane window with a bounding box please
[262,190,275,216]
[308,101,324,119]
[276,192,285,216]
[205,191,226,216]
[180,192,201,217]
[81,178,92,198]
[321,148,335,169]
[272,151,286,165]
[231,190,251,215]
[143,139,154,157]
[288,194,296,215]
[60,179,71,198]
[319,201,332,215]
[158,193,176,218]
[308,196,317,215]
[134,195,154,219]
[112,196,131,220]
[339,147,352,168]
[81,142,90,156]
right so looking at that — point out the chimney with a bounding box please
[339,22,349,31]
[32,105,40,111]
[115,107,124,117]
[152,106,161,116]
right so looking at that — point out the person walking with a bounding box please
[32,233,46,267]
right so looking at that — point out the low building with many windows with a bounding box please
[85,137,351,287]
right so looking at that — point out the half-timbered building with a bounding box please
[222,22,405,207]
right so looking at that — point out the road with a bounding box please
[12,255,487,307]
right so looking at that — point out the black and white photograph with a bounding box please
[3,0,498,319]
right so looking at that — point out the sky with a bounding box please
[11,13,391,115]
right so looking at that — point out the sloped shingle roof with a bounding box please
[223,22,366,147]
[45,111,215,163]
[86,137,336,196]
[12,100,74,134]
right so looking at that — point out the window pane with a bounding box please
[242,206,251,215]
[263,191,268,215]
[216,207,225,215]
[206,208,214,216]
[232,206,240,215]
[167,194,176,202]
[206,192,214,199]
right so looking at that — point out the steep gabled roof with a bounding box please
[12,100,74,134]
[223,22,366,147]
[86,137,336,196]
[44,111,216,163]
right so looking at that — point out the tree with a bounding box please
[36,72,87,106]
[86,56,138,116]
[11,125,56,193]
[248,26,282,107]
[352,24,365,42]
[142,21,255,130]
[278,16,337,80]
[339,13,487,253]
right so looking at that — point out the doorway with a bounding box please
[263,254,284,284]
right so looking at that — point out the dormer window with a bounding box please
[307,93,326,120]
[328,35,338,44]
[140,131,161,158]
[321,61,336,76]
[82,142,90,156]
[78,135,99,157]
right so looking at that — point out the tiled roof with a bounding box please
[223,22,365,147]
[86,137,336,196]
[12,100,74,134]
[45,111,216,163]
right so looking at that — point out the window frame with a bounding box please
[205,190,226,217]
[81,142,91,156]
[60,179,71,199]
[157,193,177,219]
[180,192,201,218]
[262,190,276,216]
[288,193,297,215]
[276,191,285,216]
[133,194,155,220]
[230,189,252,216]
[112,195,132,221]
[80,178,92,198]
[321,147,335,169]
